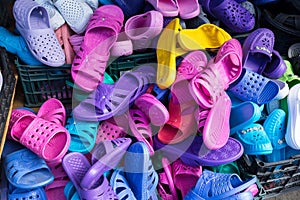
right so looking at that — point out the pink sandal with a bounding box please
[37,98,66,126]
[128,107,155,155]
[54,23,75,64]
[157,157,178,200]
[172,159,202,198]
[158,51,207,144]
[11,114,70,163]
[134,93,169,126]
[96,117,127,144]
[190,39,242,109]
[200,91,231,150]
[71,5,124,92]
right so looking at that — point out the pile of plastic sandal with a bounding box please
[4,0,300,199]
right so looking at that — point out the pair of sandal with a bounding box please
[8,98,70,163]
[158,157,202,199]
[156,18,231,89]
[147,0,200,19]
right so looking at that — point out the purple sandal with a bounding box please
[242,28,274,74]
[73,65,156,121]
[80,138,132,189]
[200,0,255,33]
[62,152,117,199]
[153,135,244,167]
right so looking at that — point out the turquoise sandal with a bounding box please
[65,113,99,154]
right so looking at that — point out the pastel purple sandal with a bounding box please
[242,28,274,74]
[153,135,244,167]
[200,0,255,33]
[125,10,163,51]
[13,0,65,67]
[62,152,117,199]
[81,138,132,189]
[73,65,156,121]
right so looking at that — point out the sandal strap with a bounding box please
[195,107,210,132]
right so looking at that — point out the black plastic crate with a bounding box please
[238,154,300,199]
[16,51,157,107]
[0,47,16,155]
[107,51,157,81]
[15,60,73,107]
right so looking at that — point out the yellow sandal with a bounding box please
[177,23,231,51]
[156,18,187,89]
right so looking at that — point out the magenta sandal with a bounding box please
[157,157,178,200]
[201,91,231,150]
[37,98,66,126]
[96,118,127,144]
[10,114,70,163]
[172,159,202,199]
[71,5,124,92]
[45,163,69,200]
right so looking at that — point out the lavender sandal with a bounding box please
[13,0,65,67]
[242,28,274,74]
[73,65,156,121]
[62,152,117,199]
[80,138,132,189]
[153,135,244,167]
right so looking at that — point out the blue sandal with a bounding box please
[2,140,54,189]
[263,108,287,162]
[0,26,41,65]
[110,168,137,200]
[184,170,256,200]
[8,185,47,200]
[124,142,159,200]
[234,123,273,155]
